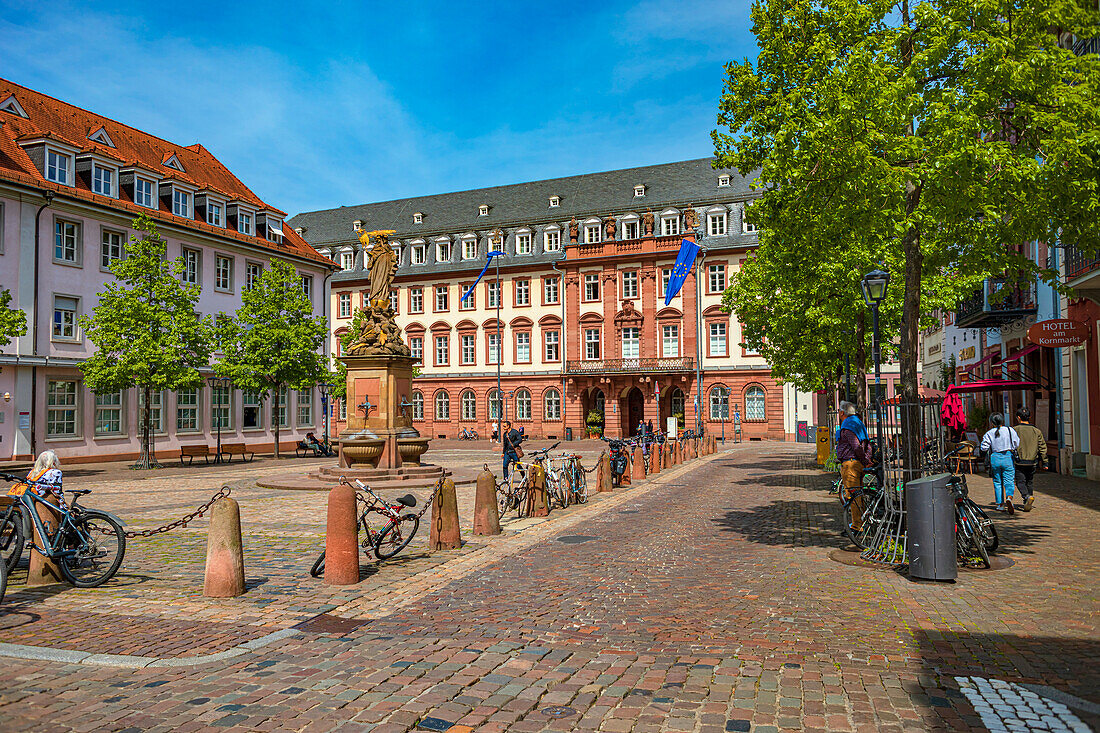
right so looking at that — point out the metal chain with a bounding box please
[120,486,232,538]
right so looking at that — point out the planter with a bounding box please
[341,439,385,467]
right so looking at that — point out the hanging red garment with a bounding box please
[941,392,967,431]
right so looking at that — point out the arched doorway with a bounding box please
[660,386,686,434]
[583,387,606,436]
[622,386,645,436]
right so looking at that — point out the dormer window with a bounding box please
[91,163,115,197]
[412,243,426,265]
[0,94,29,118]
[436,240,452,262]
[353,220,362,232]
[208,201,223,227]
[134,177,156,208]
[163,153,184,172]
[87,126,115,148]
[718,174,731,187]
[413,212,423,224]
[478,204,489,216]
[172,189,191,218]
[462,238,478,260]
[45,149,72,185]
[294,227,303,235]
[634,185,645,197]
[549,196,560,208]
[238,211,253,235]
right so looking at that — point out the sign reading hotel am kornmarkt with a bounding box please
[1027,319,1089,348]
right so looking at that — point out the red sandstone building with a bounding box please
[290,159,788,441]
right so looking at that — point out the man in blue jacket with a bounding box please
[835,401,870,532]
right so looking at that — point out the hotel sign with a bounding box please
[959,346,976,360]
[1027,319,1089,348]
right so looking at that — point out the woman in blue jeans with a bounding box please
[980,413,1020,514]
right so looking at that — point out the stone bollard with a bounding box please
[676,440,684,463]
[430,478,462,550]
[661,443,670,469]
[690,438,698,459]
[711,435,718,453]
[203,496,246,598]
[597,451,611,492]
[324,483,360,585]
[26,498,63,587]
[620,451,632,486]
[473,467,501,536]
[650,444,661,474]
[631,446,646,481]
[527,464,549,517]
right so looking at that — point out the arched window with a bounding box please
[515,389,532,420]
[411,391,424,420]
[435,390,450,420]
[745,386,766,421]
[488,389,501,420]
[544,389,561,420]
[671,387,685,419]
[460,390,476,420]
[710,386,729,420]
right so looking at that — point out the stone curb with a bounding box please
[0,628,303,668]
[0,450,730,668]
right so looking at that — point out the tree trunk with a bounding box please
[855,309,868,412]
[135,384,158,469]
[899,182,924,484]
[273,383,281,459]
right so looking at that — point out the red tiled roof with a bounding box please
[0,78,334,269]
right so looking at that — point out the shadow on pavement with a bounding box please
[710,500,845,548]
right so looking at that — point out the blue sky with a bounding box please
[0,0,757,215]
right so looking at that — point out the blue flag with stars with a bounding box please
[664,238,700,305]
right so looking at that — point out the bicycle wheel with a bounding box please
[967,499,999,551]
[310,549,326,578]
[0,506,26,572]
[497,482,514,516]
[850,491,884,551]
[841,490,868,550]
[374,514,420,560]
[57,510,126,588]
[574,468,588,504]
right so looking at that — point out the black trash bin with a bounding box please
[905,473,957,581]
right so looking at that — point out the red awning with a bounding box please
[883,387,946,404]
[946,379,1040,395]
[1000,343,1041,363]
[964,350,1001,374]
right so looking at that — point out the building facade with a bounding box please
[0,80,336,463]
[290,159,790,441]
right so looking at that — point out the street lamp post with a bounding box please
[860,268,890,454]
[207,375,232,464]
[488,239,506,440]
[692,216,707,438]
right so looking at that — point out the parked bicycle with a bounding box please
[549,452,588,507]
[497,443,561,515]
[0,472,126,587]
[310,478,428,577]
[458,427,479,441]
[601,437,630,486]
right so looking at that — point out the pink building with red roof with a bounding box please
[0,80,337,463]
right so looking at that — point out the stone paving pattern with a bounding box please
[0,441,1097,732]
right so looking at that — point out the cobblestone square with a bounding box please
[0,441,1097,732]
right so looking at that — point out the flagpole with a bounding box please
[694,216,707,437]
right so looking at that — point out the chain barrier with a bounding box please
[119,485,232,539]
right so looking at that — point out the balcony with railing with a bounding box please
[956,277,1038,328]
[565,357,694,375]
[1064,242,1100,302]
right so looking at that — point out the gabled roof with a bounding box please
[0,77,333,269]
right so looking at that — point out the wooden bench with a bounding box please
[220,443,255,463]
[179,444,211,466]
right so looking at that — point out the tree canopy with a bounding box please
[714,0,1100,402]
[0,289,27,348]
[216,259,327,458]
[79,215,214,468]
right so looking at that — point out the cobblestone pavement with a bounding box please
[0,442,1097,732]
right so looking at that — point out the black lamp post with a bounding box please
[207,375,232,464]
[318,381,332,449]
[860,268,890,453]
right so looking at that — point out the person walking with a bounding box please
[1013,406,1047,512]
[980,413,1020,514]
[501,420,523,479]
[834,402,870,533]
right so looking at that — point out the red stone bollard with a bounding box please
[26,498,62,587]
[711,435,718,453]
[650,444,661,474]
[527,464,549,517]
[203,496,246,598]
[324,483,360,585]
[597,451,611,492]
[430,478,462,550]
[620,452,632,486]
[473,468,501,536]
[631,446,646,481]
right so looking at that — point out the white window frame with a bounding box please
[516,331,531,363]
[516,232,532,255]
[242,390,264,430]
[544,277,559,304]
[338,292,351,318]
[718,174,731,187]
[661,268,673,296]
[710,322,728,356]
[297,389,314,428]
[46,380,80,438]
[462,238,478,260]
[94,390,124,436]
[548,196,560,208]
[52,295,79,341]
[435,391,450,420]
[708,212,727,236]
[746,386,766,420]
[584,273,600,301]
[515,389,532,421]
[100,228,123,271]
[212,385,233,430]
[461,334,476,365]
[134,177,156,208]
[208,201,223,227]
[544,389,561,420]
[411,391,424,420]
[461,390,477,420]
[246,262,262,290]
[436,240,452,262]
[413,212,423,224]
[621,327,640,360]
[434,285,449,311]
[708,264,726,294]
[54,218,81,264]
[478,204,489,216]
[172,189,192,218]
[634,185,645,197]
[486,281,500,309]
[515,279,530,306]
[238,210,254,235]
[215,255,233,291]
[300,275,313,301]
[412,244,426,265]
[45,148,72,185]
[488,390,501,420]
[710,387,730,421]
[623,220,639,240]
[622,271,638,300]
[584,328,601,360]
[544,229,561,251]
[410,287,424,313]
[138,389,165,434]
[742,203,758,234]
[662,324,680,358]
[661,215,680,236]
[273,386,289,429]
[182,247,201,285]
[487,332,500,365]
[92,163,116,197]
[434,334,449,366]
[176,387,200,433]
[544,329,560,362]
[409,336,423,363]
[584,223,601,244]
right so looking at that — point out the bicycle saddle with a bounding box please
[396,494,417,508]
[69,489,91,497]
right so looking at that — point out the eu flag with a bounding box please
[664,238,700,305]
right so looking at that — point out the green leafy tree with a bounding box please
[0,288,27,347]
[216,259,327,458]
[715,0,1100,409]
[79,215,214,469]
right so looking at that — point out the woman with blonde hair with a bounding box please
[26,450,67,511]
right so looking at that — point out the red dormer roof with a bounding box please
[0,78,331,268]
